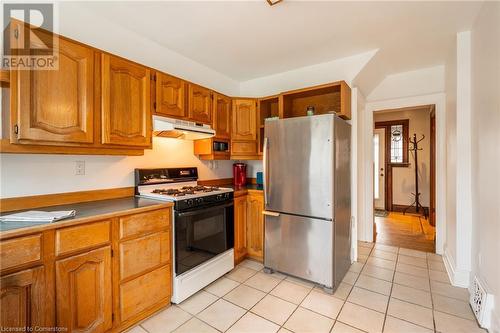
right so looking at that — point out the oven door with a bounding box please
[174,201,234,275]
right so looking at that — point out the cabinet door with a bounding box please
[1,266,46,328]
[213,93,231,139]
[155,72,186,118]
[14,35,94,144]
[119,231,170,280]
[188,84,212,124]
[101,54,151,147]
[56,246,112,333]
[232,99,257,141]
[234,195,247,264]
[246,193,264,261]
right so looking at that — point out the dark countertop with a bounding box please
[227,184,264,197]
[0,196,172,238]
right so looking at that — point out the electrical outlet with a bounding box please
[75,161,85,175]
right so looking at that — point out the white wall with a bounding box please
[442,31,473,288]
[374,108,431,207]
[239,50,377,97]
[351,88,364,255]
[367,66,445,102]
[470,2,500,330]
[0,138,238,198]
[57,2,239,96]
[444,34,458,281]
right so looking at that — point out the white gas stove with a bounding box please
[135,167,235,304]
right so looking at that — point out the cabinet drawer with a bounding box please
[120,231,170,280]
[0,234,42,271]
[55,221,110,256]
[119,208,170,239]
[120,265,171,322]
[232,141,257,154]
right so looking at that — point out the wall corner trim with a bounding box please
[489,308,500,333]
[443,247,470,288]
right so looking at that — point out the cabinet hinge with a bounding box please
[112,313,115,322]
[13,124,19,135]
[151,74,156,81]
[111,249,114,257]
[153,102,157,110]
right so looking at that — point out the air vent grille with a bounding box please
[470,276,493,328]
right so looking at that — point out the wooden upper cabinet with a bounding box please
[232,99,257,141]
[12,36,94,145]
[213,93,231,139]
[155,72,186,118]
[55,246,112,333]
[246,193,264,261]
[188,84,212,124]
[101,54,151,147]
[0,267,47,328]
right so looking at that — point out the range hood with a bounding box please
[153,115,215,140]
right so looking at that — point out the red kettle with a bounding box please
[233,163,247,186]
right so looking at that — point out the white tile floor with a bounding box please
[129,242,485,333]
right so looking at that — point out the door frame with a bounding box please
[362,93,446,254]
[373,128,386,210]
[429,106,436,226]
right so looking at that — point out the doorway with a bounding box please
[372,105,436,252]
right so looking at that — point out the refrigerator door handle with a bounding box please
[263,210,280,217]
[263,137,269,206]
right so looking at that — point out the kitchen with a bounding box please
[0,12,353,333]
[1,2,497,333]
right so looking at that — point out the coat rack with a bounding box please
[403,133,426,216]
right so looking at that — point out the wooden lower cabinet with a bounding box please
[0,206,173,333]
[119,265,171,322]
[119,231,169,280]
[233,195,248,264]
[234,192,265,264]
[246,192,264,261]
[56,246,112,333]
[0,266,46,328]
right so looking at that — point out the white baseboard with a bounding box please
[443,248,470,288]
[488,307,500,333]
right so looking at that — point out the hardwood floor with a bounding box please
[374,212,436,253]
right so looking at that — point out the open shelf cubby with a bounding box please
[281,82,350,120]
[259,96,280,126]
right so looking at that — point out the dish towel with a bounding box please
[0,210,76,223]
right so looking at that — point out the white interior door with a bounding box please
[374,128,385,210]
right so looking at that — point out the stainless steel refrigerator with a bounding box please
[263,113,351,291]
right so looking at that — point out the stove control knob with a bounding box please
[216,194,223,200]
[225,193,230,199]
[187,199,194,206]
[196,198,203,204]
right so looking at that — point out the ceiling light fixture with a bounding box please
[267,0,283,6]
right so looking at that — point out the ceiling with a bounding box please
[78,1,482,82]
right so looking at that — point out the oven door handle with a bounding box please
[176,202,234,217]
